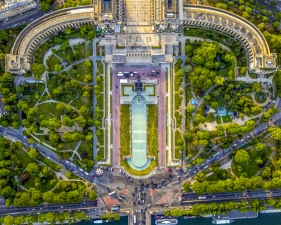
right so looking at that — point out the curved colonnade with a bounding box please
[6,4,275,74]
[182,5,275,69]
[6,6,95,74]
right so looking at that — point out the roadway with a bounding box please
[0,201,98,216]
[181,189,281,205]
[0,1,60,30]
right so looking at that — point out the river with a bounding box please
[76,212,281,225]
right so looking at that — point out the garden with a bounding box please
[16,25,99,172]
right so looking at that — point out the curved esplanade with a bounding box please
[6,3,275,74]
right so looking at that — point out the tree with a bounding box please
[261,167,271,178]
[234,150,249,164]
[45,212,55,224]
[26,163,39,175]
[80,151,88,159]
[85,60,92,67]
[185,45,192,55]
[210,101,219,109]
[273,21,280,30]
[183,182,191,192]
[20,173,30,183]
[65,27,72,34]
[56,102,71,113]
[89,190,97,201]
[189,66,216,89]
[255,143,265,152]
[31,63,46,80]
[62,116,74,127]
[184,65,192,73]
[240,67,247,75]
[216,3,227,9]
[192,55,204,65]
[269,127,281,141]
[43,191,54,203]
[242,11,250,19]
[54,64,62,72]
[49,131,60,142]
[4,215,14,225]
[214,76,225,86]
[40,0,51,11]
[84,74,92,83]
[186,105,195,114]
[75,116,87,127]
[28,148,38,159]
[252,82,262,93]
[17,100,29,113]
[99,213,120,221]
[79,106,89,116]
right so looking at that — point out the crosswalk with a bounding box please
[0,1,37,21]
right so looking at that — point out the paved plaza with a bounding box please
[124,0,152,25]
[112,67,166,167]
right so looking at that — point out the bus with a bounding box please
[198,196,206,199]
[134,215,137,224]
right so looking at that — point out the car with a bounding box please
[130,72,134,76]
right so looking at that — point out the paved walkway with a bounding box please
[252,89,271,107]
[190,83,218,128]
[70,140,82,161]
[236,71,274,84]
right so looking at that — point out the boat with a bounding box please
[155,219,178,225]
[212,219,234,224]
[92,220,109,224]
[183,215,197,219]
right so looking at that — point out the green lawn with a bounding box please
[216,116,222,124]
[71,95,92,109]
[222,115,232,123]
[41,157,59,171]
[34,42,51,64]
[97,130,104,146]
[249,73,257,79]
[206,113,215,122]
[175,93,182,110]
[186,86,193,103]
[23,174,55,192]
[120,105,131,158]
[35,102,62,119]
[78,140,93,159]
[13,148,36,170]
[21,83,45,108]
[175,130,182,159]
[68,61,92,83]
[97,61,104,74]
[74,44,92,60]
[231,147,260,177]
[147,105,158,158]
[56,47,75,65]
[97,147,104,160]
[175,111,182,128]
[48,74,77,103]
[47,54,61,71]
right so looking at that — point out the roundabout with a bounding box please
[252,89,271,107]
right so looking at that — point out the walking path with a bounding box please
[190,83,218,128]
[251,89,271,107]
[70,140,82,161]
